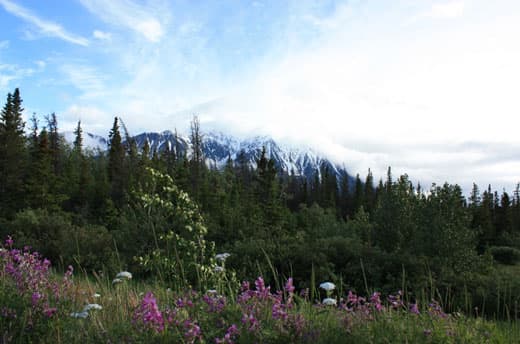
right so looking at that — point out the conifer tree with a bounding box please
[108,117,126,205]
[353,174,364,212]
[364,168,375,213]
[0,88,27,217]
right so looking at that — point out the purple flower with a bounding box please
[183,320,202,343]
[5,236,13,247]
[370,292,383,312]
[284,278,295,294]
[133,292,164,333]
[241,313,260,332]
[43,307,57,318]
[216,324,239,344]
[409,303,420,315]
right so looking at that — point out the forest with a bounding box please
[2,87,520,327]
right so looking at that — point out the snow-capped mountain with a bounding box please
[64,130,351,181]
[132,131,350,181]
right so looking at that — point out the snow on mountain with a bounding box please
[131,131,350,181]
[63,130,351,181]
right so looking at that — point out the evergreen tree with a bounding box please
[364,168,375,213]
[353,174,364,212]
[189,116,205,200]
[0,88,27,217]
[25,128,55,209]
[107,117,126,205]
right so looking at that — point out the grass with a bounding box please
[3,271,520,343]
[1,241,520,343]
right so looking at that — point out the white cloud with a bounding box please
[34,60,46,69]
[0,63,34,91]
[80,0,166,42]
[61,105,112,133]
[0,0,89,46]
[60,64,106,98]
[427,1,465,19]
[166,0,520,191]
[93,30,111,41]
[0,40,8,49]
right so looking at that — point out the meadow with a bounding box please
[1,236,519,344]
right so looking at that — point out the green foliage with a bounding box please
[489,246,520,265]
[132,167,233,291]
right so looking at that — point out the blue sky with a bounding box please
[1,0,520,191]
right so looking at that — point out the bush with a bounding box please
[489,246,520,265]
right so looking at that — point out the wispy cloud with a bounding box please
[93,30,111,41]
[0,0,89,46]
[79,0,166,42]
[0,40,8,49]
[414,1,466,20]
[0,63,34,90]
[60,64,105,98]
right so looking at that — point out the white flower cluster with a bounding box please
[319,282,335,291]
[71,303,103,318]
[215,253,231,262]
[112,271,132,284]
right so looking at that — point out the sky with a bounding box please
[1,0,520,193]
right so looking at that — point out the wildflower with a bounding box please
[423,329,432,336]
[207,289,217,294]
[112,278,123,285]
[5,236,13,247]
[71,311,89,318]
[215,253,231,262]
[319,282,335,291]
[115,271,132,280]
[410,303,420,315]
[43,307,57,318]
[216,324,239,344]
[284,277,295,294]
[31,292,43,307]
[322,298,337,306]
[370,292,383,311]
[133,292,164,333]
[241,313,260,332]
[83,303,103,312]
[214,266,225,273]
[183,320,203,343]
[93,293,101,298]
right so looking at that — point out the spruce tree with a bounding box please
[0,88,27,217]
[107,117,126,205]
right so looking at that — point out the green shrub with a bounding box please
[489,246,520,265]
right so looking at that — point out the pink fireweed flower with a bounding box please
[242,313,260,332]
[370,292,383,312]
[32,292,43,307]
[202,293,226,313]
[43,307,57,318]
[388,291,404,309]
[133,292,164,333]
[272,300,288,320]
[5,236,13,247]
[284,278,295,294]
[347,291,358,305]
[183,320,202,344]
[410,303,420,315]
[216,324,239,344]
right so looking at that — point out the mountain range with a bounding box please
[63,130,352,182]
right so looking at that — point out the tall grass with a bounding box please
[1,239,520,343]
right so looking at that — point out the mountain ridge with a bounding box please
[63,130,352,182]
